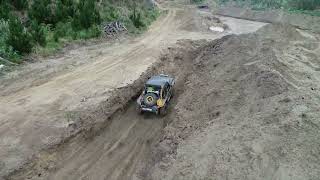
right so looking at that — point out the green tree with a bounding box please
[0,19,19,61]
[11,0,28,10]
[30,21,46,46]
[55,0,76,22]
[0,1,11,19]
[29,0,54,24]
[130,7,145,28]
[7,16,33,54]
[73,0,101,29]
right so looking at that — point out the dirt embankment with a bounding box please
[0,5,267,178]
[215,6,320,33]
[6,23,320,180]
[5,40,207,180]
[138,24,320,180]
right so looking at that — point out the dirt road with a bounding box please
[0,2,266,179]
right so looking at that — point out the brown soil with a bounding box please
[3,1,320,180]
[0,2,266,179]
[139,24,320,180]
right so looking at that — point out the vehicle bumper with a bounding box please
[141,106,159,113]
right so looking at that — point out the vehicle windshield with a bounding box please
[145,85,161,94]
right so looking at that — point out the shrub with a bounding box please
[7,15,33,54]
[130,8,145,28]
[0,1,11,19]
[55,0,76,23]
[29,0,55,24]
[11,0,28,10]
[73,0,101,30]
[287,0,320,10]
[0,19,20,61]
[102,5,120,22]
[53,22,74,41]
[30,21,46,46]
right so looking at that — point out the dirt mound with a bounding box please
[255,23,304,41]
[139,24,320,180]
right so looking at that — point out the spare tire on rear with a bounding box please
[144,93,158,107]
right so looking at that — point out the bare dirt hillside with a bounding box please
[8,23,320,180]
[0,3,266,179]
[141,24,320,180]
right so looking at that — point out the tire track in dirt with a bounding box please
[45,105,164,180]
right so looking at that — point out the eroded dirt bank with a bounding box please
[0,4,266,178]
[139,24,320,180]
[8,23,320,180]
[7,40,206,180]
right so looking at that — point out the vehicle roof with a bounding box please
[146,75,171,87]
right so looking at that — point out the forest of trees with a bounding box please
[0,0,158,64]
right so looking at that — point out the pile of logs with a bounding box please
[104,21,127,36]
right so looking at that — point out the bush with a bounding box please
[0,1,11,19]
[29,0,55,24]
[55,0,76,23]
[7,15,33,54]
[30,21,46,46]
[11,0,28,10]
[73,0,101,30]
[287,0,320,10]
[53,22,74,41]
[0,19,20,61]
[130,8,145,28]
[102,5,120,22]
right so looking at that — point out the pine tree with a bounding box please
[55,0,76,23]
[73,0,101,29]
[0,1,11,20]
[29,0,54,24]
[7,15,33,54]
[30,21,46,46]
[11,0,28,10]
[130,7,145,28]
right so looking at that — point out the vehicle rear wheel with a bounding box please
[143,93,158,107]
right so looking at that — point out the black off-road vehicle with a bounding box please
[136,74,175,115]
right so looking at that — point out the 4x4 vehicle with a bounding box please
[136,74,175,115]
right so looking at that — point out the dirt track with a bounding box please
[13,0,320,180]
[2,1,320,179]
[10,22,320,180]
[0,1,274,180]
